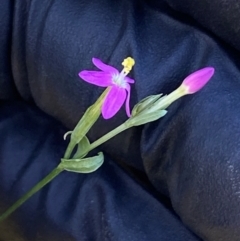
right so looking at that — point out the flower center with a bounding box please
[112,57,135,88]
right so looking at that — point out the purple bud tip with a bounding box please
[181,67,215,94]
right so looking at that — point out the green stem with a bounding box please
[64,140,76,159]
[84,122,130,155]
[0,167,63,222]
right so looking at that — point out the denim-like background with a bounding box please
[1,0,240,240]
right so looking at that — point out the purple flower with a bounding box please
[181,67,215,94]
[79,57,135,119]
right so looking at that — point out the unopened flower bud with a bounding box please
[181,67,215,94]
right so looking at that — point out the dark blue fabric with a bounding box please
[1,0,240,240]
[164,0,240,51]
[0,0,19,99]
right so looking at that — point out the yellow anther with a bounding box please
[122,57,135,74]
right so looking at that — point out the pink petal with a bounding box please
[79,70,112,87]
[182,67,215,94]
[125,83,131,117]
[125,76,135,84]
[102,86,127,119]
[92,58,118,74]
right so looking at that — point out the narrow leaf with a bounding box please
[60,152,104,173]
[73,136,90,158]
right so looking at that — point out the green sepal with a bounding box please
[73,136,90,159]
[71,104,101,144]
[71,88,110,144]
[131,94,163,116]
[59,152,104,174]
[127,109,167,126]
[152,95,171,110]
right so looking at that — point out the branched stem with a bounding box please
[83,122,130,155]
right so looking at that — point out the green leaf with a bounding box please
[73,136,90,158]
[128,110,167,126]
[131,94,163,116]
[60,152,104,173]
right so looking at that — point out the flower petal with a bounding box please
[125,76,135,84]
[79,70,112,87]
[102,86,126,119]
[125,83,131,117]
[92,58,118,74]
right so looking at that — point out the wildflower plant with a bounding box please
[0,57,215,222]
